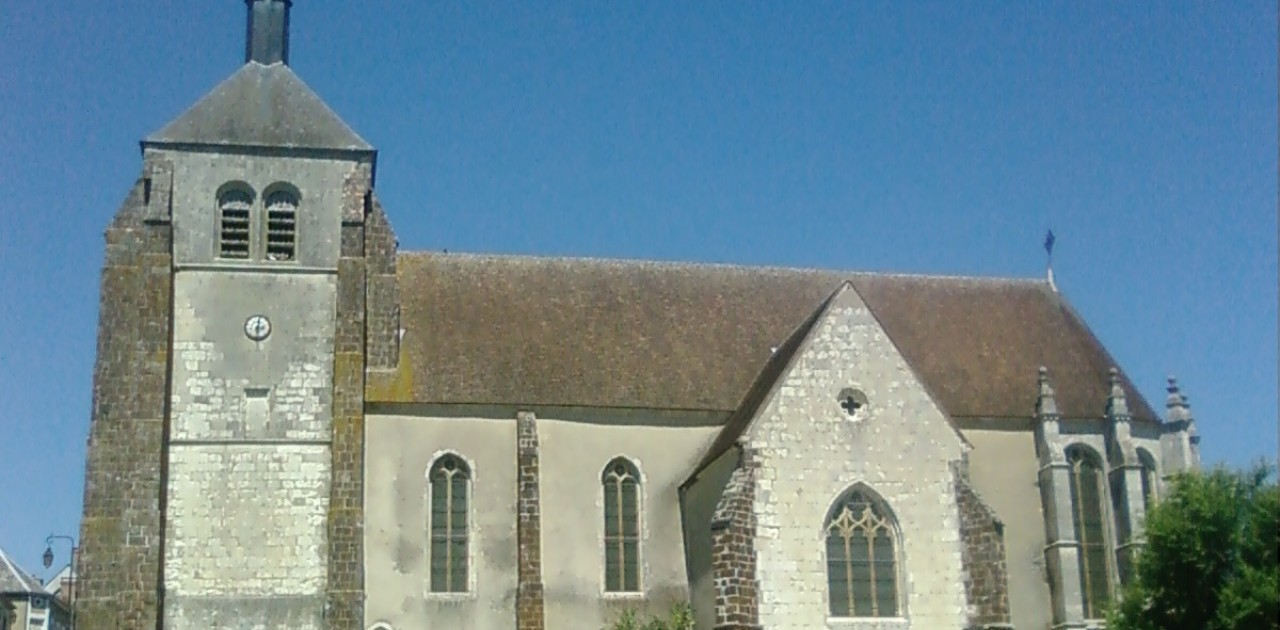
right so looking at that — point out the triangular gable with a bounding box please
[145,62,373,152]
[687,281,972,483]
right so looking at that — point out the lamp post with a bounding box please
[41,535,75,630]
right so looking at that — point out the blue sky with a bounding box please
[0,2,1274,576]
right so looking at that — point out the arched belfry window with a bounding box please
[1137,448,1158,510]
[428,454,470,593]
[602,458,641,592]
[1067,446,1111,618]
[264,187,298,261]
[217,185,254,259]
[825,486,899,618]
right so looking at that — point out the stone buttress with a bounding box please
[76,157,175,630]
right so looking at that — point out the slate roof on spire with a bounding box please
[144,62,372,152]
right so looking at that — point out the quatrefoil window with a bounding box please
[838,388,869,421]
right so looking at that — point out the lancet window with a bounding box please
[825,486,899,618]
[603,458,641,592]
[429,454,470,593]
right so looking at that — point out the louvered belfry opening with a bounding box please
[265,189,297,261]
[218,187,253,259]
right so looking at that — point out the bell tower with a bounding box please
[77,2,384,628]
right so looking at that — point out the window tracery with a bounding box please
[825,487,898,618]
[602,458,641,592]
[429,454,469,593]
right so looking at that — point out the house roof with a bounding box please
[145,62,372,152]
[373,252,1158,423]
[0,548,46,596]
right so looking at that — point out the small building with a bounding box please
[0,548,69,630]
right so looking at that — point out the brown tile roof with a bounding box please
[373,252,1158,423]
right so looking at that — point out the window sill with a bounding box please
[178,261,334,274]
[602,591,646,600]
[826,616,909,630]
[422,591,477,603]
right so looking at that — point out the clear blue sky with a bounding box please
[0,2,1275,577]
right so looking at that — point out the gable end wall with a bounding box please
[744,287,969,629]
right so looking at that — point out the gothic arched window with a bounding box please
[602,457,641,592]
[428,454,470,593]
[217,185,253,259]
[825,486,899,618]
[1137,448,1158,511]
[1067,445,1111,618]
[264,187,298,261]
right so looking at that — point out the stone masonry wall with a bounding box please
[364,193,399,371]
[746,285,969,629]
[516,412,546,630]
[710,448,762,630]
[326,166,372,628]
[76,158,174,630]
[952,462,1012,629]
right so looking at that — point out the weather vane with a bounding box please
[1044,229,1056,291]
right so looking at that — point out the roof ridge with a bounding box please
[398,249,1049,285]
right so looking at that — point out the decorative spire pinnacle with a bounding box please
[245,0,291,65]
[1166,376,1194,423]
[1106,367,1130,418]
[1036,366,1059,417]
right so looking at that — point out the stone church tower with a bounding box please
[77,1,393,627]
[77,4,1202,630]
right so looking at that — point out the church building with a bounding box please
[75,3,1202,629]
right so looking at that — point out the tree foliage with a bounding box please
[1109,462,1279,630]
[602,603,695,630]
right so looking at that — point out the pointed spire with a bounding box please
[1106,367,1130,418]
[1165,376,1194,424]
[245,0,291,65]
[1036,366,1059,417]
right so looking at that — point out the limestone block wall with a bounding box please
[742,287,969,630]
[166,150,358,268]
[164,271,338,629]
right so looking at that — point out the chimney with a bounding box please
[245,0,291,65]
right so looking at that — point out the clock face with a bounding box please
[244,315,271,341]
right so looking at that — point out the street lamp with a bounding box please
[42,535,75,630]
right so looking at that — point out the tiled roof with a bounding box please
[373,252,1158,423]
[0,547,46,596]
[145,62,372,152]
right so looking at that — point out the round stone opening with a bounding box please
[837,387,869,422]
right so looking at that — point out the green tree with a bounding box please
[1109,462,1279,630]
[602,603,695,630]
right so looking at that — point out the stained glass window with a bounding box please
[826,487,898,617]
[603,458,641,592]
[1067,446,1111,618]
[429,454,469,593]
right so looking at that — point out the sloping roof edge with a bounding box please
[0,547,47,596]
[687,281,845,479]
[145,62,373,152]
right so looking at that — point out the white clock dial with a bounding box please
[244,315,271,341]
